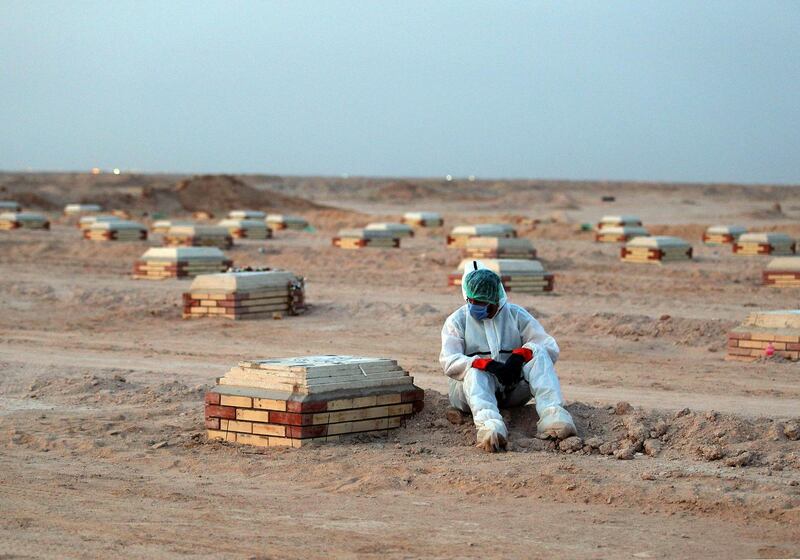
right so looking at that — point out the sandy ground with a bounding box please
[1,174,799,559]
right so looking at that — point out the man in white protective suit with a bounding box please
[440,260,577,452]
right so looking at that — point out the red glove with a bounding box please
[472,357,494,370]
[511,347,533,362]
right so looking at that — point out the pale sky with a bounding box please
[1,1,798,183]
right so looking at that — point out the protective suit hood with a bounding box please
[461,260,508,309]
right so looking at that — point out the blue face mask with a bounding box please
[468,302,490,321]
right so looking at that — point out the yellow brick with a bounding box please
[326,398,353,411]
[387,416,402,428]
[220,395,253,408]
[252,423,286,437]
[376,393,402,406]
[268,436,293,447]
[207,429,236,442]
[327,406,389,424]
[774,334,800,343]
[750,333,778,342]
[236,409,271,422]
[253,397,287,411]
[351,418,388,432]
[738,340,767,349]
[388,403,413,416]
[327,422,353,436]
[207,429,226,441]
[352,396,378,409]
[220,419,253,433]
[235,433,271,447]
[312,413,330,424]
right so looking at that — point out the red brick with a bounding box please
[205,417,220,429]
[727,338,739,348]
[287,425,327,439]
[204,392,220,405]
[412,400,425,413]
[286,400,327,413]
[268,411,314,426]
[205,404,236,419]
[787,343,800,351]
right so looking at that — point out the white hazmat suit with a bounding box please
[440,261,576,451]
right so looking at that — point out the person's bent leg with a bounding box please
[523,347,577,439]
[461,368,507,452]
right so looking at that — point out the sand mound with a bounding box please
[172,174,325,213]
[547,312,735,347]
[744,202,786,220]
[410,393,799,469]
[367,181,440,202]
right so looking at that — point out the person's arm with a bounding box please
[440,310,479,381]
[515,308,560,364]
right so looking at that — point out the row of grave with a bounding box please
[4,203,794,258]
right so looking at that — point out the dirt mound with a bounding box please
[413,393,799,469]
[367,181,440,202]
[8,191,61,211]
[171,174,325,213]
[547,312,735,347]
[744,202,786,220]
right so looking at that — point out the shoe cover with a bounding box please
[475,418,508,452]
[536,406,577,440]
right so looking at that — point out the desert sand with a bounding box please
[1,172,799,559]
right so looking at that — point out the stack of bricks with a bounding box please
[332,228,401,249]
[133,247,232,280]
[228,210,266,220]
[64,203,102,217]
[733,233,796,256]
[192,211,214,220]
[702,225,747,245]
[84,220,147,241]
[726,310,800,362]
[164,225,233,249]
[449,258,554,293]
[0,201,21,212]
[463,236,537,260]
[595,225,649,243]
[183,270,305,319]
[762,257,800,288]
[621,236,692,264]
[402,211,443,227]
[446,224,517,248]
[79,215,121,231]
[151,219,194,235]
[365,222,415,238]
[205,355,424,448]
[0,212,50,230]
[266,214,308,231]
[597,215,642,229]
[217,218,272,240]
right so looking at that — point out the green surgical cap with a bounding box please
[465,268,501,304]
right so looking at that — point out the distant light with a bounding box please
[91,167,101,175]
[113,168,121,175]
[468,175,476,182]
[445,174,453,181]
